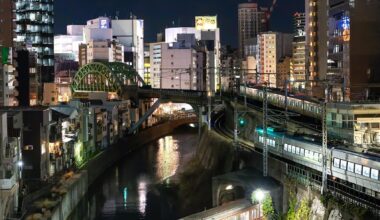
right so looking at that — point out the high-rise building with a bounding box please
[164,22,221,92]
[238,2,269,58]
[112,18,145,80]
[78,40,124,66]
[0,0,13,47]
[290,12,307,92]
[305,0,328,98]
[54,25,85,62]
[257,32,293,88]
[149,42,163,89]
[144,44,151,85]
[327,0,380,101]
[14,0,55,83]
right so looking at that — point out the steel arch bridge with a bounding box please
[71,62,144,94]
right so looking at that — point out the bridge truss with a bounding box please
[71,62,145,94]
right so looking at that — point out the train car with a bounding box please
[240,85,322,118]
[254,126,380,197]
[331,148,380,196]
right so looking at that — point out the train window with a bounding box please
[296,147,300,155]
[292,146,296,154]
[300,148,305,156]
[371,169,379,180]
[333,158,340,168]
[318,154,322,162]
[305,150,310,158]
[355,164,362,175]
[313,152,319,161]
[284,144,287,152]
[347,162,354,172]
[363,166,370,177]
[340,160,347,170]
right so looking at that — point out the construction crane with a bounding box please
[266,0,278,20]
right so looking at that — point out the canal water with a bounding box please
[69,125,198,220]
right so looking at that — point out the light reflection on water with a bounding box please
[69,126,197,220]
[156,136,180,182]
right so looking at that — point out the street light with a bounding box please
[252,189,266,218]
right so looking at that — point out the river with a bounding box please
[69,125,198,220]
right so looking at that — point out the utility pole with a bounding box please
[263,84,268,177]
[234,97,238,144]
[243,70,247,110]
[321,87,328,194]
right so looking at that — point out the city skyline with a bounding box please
[55,0,305,46]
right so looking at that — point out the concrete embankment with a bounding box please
[26,118,196,220]
[177,126,235,216]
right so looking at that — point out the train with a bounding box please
[254,127,380,197]
[240,85,322,118]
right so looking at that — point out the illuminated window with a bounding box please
[355,164,362,175]
[371,169,379,180]
[347,162,354,172]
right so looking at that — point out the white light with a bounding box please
[17,161,23,167]
[189,123,196,128]
[255,189,265,202]
[225,184,234,190]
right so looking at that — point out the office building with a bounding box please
[257,32,292,88]
[165,18,221,92]
[144,44,151,85]
[238,2,269,58]
[290,12,307,92]
[149,42,163,88]
[327,0,380,101]
[112,18,144,79]
[161,35,198,90]
[305,0,328,98]
[84,17,113,42]
[277,56,292,89]
[54,25,85,61]
[78,40,124,66]
[14,0,55,83]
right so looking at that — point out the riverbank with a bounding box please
[24,118,197,220]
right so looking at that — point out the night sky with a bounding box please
[54,0,304,47]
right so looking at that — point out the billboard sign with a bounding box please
[100,19,110,29]
[195,16,217,30]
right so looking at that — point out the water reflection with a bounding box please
[156,136,179,182]
[70,126,197,220]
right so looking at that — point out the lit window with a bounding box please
[363,166,370,178]
[340,160,347,170]
[355,164,362,175]
[371,169,379,180]
[333,158,340,168]
[347,162,354,172]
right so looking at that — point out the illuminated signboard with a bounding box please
[340,16,350,42]
[195,16,217,30]
[100,19,109,29]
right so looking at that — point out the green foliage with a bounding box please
[295,198,311,220]
[262,194,275,218]
[286,191,297,220]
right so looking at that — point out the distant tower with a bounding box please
[238,2,269,58]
